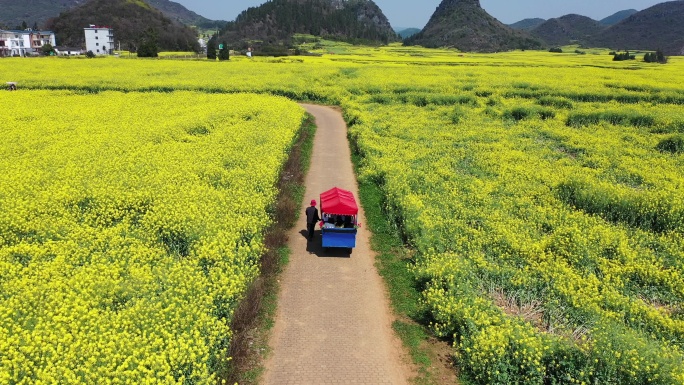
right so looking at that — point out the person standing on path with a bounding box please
[305,199,320,241]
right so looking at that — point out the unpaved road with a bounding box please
[262,104,409,384]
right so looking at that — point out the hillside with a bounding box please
[0,0,223,29]
[47,0,200,52]
[404,0,543,52]
[0,0,85,28]
[600,9,638,25]
[530,14,605,47]
[509,18,546,31]
[592,1,684,55]
[219,0,399,47]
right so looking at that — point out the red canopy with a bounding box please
[320,187,358,215]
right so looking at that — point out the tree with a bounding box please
[137,28,159,58]
[644,49,668,64]
[218,41,230,61]
[613,51,635,61]
[41,44,55,56]
[207,35,217,60]
[21,21,28,30]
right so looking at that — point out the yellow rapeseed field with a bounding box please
[0,90,304,384]
[2,45,683,384]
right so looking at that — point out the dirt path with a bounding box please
[262,105,409,384]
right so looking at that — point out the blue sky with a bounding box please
[173,0,666,28]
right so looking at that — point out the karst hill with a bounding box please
[404,0,543,52]
[530,14,605,47]
[592,1,684,56]
[219,0,399,47]
[0,0,222,30]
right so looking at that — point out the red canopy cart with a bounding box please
[319,187,359,253]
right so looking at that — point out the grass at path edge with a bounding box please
[222,112,316,384]
[350,132,462,385]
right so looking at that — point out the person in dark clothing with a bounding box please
[305,199,320,241]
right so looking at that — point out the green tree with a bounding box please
[137,28,159,58]
[613,51,635,61]
[218,41,230,61]
[41,44,55,56]
[207,35,217,60]
[644,49,668,64]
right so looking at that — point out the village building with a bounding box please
[54,46,86,56]
[0,29,55,57]
[84,25,114,55]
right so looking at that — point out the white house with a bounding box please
[0,29,55,57]
[84,25,114,55]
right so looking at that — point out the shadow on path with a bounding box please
[298,230,352,258]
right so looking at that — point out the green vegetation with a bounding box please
[40,44,54,56]
[613,51,636,61]
[136,28,159,57]
[218,41,230,61]
[656,135,684,154]
[644,49,668,64]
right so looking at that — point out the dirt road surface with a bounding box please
[261,104,409,384]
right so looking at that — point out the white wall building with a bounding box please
[0,29,55,57]
[84,25,114,55]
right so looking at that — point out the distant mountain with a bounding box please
[509,18,546,31]
[592,1,684,56]
[404,0,544,52]
[220,0,399,47]
[144,0,226,28]
[530,14,605,47]
[47,0,200,52]
[0,0,223,29]
[600,9,638,25]
[398,28,421,39]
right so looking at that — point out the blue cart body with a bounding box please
[318,187,360,252]
[321,228,357,249]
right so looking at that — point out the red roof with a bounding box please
[320,187,358,215]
